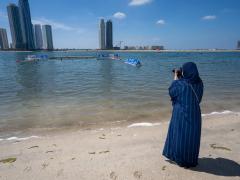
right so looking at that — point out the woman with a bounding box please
[163,62,204,168]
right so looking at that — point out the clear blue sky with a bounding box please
[0,0,240,49]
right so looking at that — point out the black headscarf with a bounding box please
[182,62,202,84]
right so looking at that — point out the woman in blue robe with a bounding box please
[163,62,204,168]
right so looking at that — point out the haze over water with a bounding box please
[0,51,240,137]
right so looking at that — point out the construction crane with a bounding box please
[114,41,123,49]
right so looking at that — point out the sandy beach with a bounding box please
[0,113,239,180]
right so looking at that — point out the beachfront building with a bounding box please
[237,41,240,50]
[106,20,113,50]
[0,28,9,50]
[18,0,35,50]
[42,25,54,50]
[151,46,164,50]
[7,3,25,50]
[99,19,106,50]
[33,24,43,50]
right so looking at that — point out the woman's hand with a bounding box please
[174,71,179,80]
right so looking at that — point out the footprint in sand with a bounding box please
[57,169,64,177]
[23,166,32,172]
[133,171,142,179]
[110,171,117,180]
[41,162,49,169]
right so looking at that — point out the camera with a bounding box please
[172,68,183,78]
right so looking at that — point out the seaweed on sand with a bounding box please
[0,158,17,164]
[210,144,231,151]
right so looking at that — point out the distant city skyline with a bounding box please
[1,0,240,49]
[2,0,54,50]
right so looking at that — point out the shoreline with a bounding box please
[0,110,239,141]
[0,112,239,179]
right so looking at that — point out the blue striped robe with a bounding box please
[163,79,204,167]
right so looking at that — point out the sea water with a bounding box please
[0,51,240,137]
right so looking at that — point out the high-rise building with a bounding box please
[33,24,43,50]
[42,25,54,50]
[106,20,113,49]
[7,3,24,50]
[99,19,106,50]
[237,41,240,50]
[18,0,35,50]
[0,28,9,50]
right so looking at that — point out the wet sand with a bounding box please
[0,113,240,180]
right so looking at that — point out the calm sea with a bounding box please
[0,51,240,137]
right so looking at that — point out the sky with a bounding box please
[0,0,240,49]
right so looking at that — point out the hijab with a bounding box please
[182,62,202,84]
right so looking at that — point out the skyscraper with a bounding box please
[238,41,240,50]
[33,24,43,50]
[0,28,9,50]
[7,3,24,50]
[18,0,35,50]
[99,19,106,50]
[42,25,54,50]
[106,20,113,50]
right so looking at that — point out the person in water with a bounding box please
[163,62,204,168]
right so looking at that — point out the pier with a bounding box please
[49,56,96,60]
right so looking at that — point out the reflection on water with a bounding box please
[0,51,240,136]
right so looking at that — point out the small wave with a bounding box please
[0,136,40,142]
[202,110,237,117]
[128,122,161,128]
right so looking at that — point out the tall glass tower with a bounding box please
[99,19,106,50]
[106,20,113,50]
[238,41,240,50]
[7,3,24,50]
[42,25,54,50]
[0,28,9,50]
[33,24,43,50]
[18,0,35,50]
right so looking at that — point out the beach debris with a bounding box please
[28,145,39,149]
[53,144,57,147]
[117,134,122,137]
[71,158,76,160]
[46,150,54,153]
[102,134,106,137]
[162,166,167,171]
[210,144,231,151]
[99,137,106,140]
[231,129,235,131]
[128,123,161,128]
[88,152,96,155]
[99,150,110,154]
[133,171,142,179]
[110,171,118,180]
[0,157,17,164]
